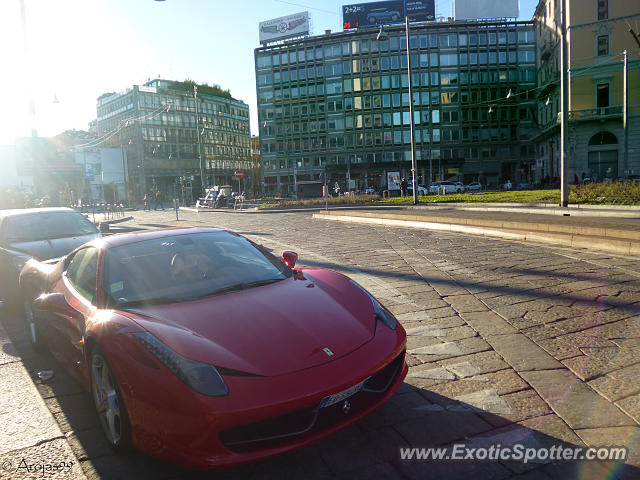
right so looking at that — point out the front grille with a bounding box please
[219,350,406,452]
[219,406,318,448]
[363,351,405,392]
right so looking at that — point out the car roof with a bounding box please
[100,226,228,249]
[0,207,77,219]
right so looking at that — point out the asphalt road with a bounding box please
[3,208,640,480]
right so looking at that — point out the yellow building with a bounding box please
[534,0,640,182]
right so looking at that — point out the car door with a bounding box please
[49,246,100,381]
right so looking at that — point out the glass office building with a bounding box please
[255,21,537,195]
[96,79,252,198]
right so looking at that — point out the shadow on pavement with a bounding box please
[1,301,638,479]
[298,258,640,317]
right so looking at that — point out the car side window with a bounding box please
[65,247,99,304]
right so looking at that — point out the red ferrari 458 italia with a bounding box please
[20,227,407,469]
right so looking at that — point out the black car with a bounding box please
[0,207,101,307]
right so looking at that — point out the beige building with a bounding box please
[534,0,640,183]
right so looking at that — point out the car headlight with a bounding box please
[133,332,229,396]
[349,280,397,330]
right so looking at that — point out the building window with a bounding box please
[597,0,608,20]
[597,35,609,56]
[596,82,610,109]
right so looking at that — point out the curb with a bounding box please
[0,321,87,479]
[313,213,640,257]
[404,204,640,218]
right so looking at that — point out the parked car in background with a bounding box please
[454,182,466,193]
[466,181,483,192]
[21,227,407,469]
[503,180,513,191]
[408,183,428,195]
[0,207,101,311]
[364,187,376,195]
[428,181,459,194]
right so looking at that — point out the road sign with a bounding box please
[234,170,244,179]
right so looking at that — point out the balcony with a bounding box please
[568,106,623,121]
[539,40,555,61]
[537,71,559,99]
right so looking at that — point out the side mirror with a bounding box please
[282,251,298,269]
[34,293,80,318]
[98,222,110,233]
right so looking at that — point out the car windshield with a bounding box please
[3,211,98,242]
[103,231,292,308]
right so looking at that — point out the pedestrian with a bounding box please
[154,189,164,210]
[400,177,408,196]
[143,193,150,211]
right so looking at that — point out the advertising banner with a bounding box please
[259,11,310,44]
[343,0,434,29]
[455,0,519,19]
[343,1,404,29]
[387,171,401,190]
[405,1,435,22]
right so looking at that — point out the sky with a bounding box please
[0,0,539,146]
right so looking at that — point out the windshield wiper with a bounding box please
[190,278,284,300]
[46,233,86,239]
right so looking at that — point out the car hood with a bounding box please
[7,233,100,261]
[123,269,376,377]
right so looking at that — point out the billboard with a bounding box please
[387,171,401,190]
[405,1,436,22]
[455,0,519,19]
[343,0,434,29]
[259,11,310,44]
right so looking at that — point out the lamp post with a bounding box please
[560,0,569,207]
[194,85,206,195]
[405,16,418,205]
[623,49,628,179]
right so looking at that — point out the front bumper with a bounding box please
[105,322,406,470]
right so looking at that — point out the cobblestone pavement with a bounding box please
[3,209,640,480]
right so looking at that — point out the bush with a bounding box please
[569,181,640,205]
[260,194,379,209]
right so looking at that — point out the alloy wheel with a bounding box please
[91,352,123,446]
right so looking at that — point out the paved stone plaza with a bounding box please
[2,208,639,480]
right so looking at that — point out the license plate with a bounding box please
[319,378,368,408]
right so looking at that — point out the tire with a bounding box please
[90,345,131,451]
[23,298,45,352]
[457,189,462,193]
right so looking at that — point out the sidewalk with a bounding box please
[313,204,640,256]
[0,317,86,479]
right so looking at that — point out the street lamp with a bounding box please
[194,85,206,195]
[405,16,418,205]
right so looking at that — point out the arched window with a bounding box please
[588,131,617,146]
